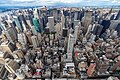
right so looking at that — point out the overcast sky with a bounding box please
[0,0,120,6]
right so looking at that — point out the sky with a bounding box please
[0,0,120,6]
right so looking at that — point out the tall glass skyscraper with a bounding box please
[33,18,41,33]
[13,16,23,32]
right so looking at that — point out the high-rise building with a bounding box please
[0,23,7,30]
[74,11,79,20]
[18,14,27,25]
[25,31,33,45]
[100,20,111,35]
[93,24,103,36]
[15,69,25,79]
[115,23,120,37]
[22,21,27,32]
[31,36,39,48]
[85,24,92,37]
[33,18,41,33]
[0,64,8,79]
[115,10,120,20]
[25,14,33,28]
[33,8,39,19]
[37,33,42,43]
[52,9,58,21]
[20,64,32,78]
[0,25,3,35]
[5,59,20,73]
[0,51,10,64]
[66,34,75,61]
[74,26,79,43]
[55,23,62,36]
[109,20,120,31]
[82,10,93,34]
[18,33,27,45]
[13,16,23,32]
[48,16,55,32]
[4,27,17,44]
[62,28,68,37]
[74,20,80,27]
[12,50,24,59]
[39,17,44,32]
[31,26,38,35]
[61,13,65,28]
[1,41,15,54]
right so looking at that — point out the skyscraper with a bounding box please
[115,23,120,37]
[82,10,93,34]
[12,50,24,59]
[82,10,93,27]
[5,59,20,73]
[25,14,33,28]
[25,31,33,45]
[74,11,79,20]
[48,16,55,32]
[66,34,75,61]
[93,24,103,36]
[13,16,23,32]
[33,18,41,33]
[55,23,62,36]
[33,8,39,19]
[31,36,39,48]
[109,20,120,31]
[62,28,68,37]
[4,27,17,44]
[15,69,25,79]
[17,33,27,47]
[100,20,111,36]
[0,64,8,79]
[115,10,120,20]
[1,41,15,54]
[74,25,79,43]
[61,13,65,28]
[22,21,27,32]
[52,9,58,21]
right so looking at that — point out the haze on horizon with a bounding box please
[0,0,120,7]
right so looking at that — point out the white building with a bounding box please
[66,34,75,61]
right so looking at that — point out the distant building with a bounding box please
[82,10,93,34]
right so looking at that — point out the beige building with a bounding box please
[5,59,20,73]
[1,41,15,54]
